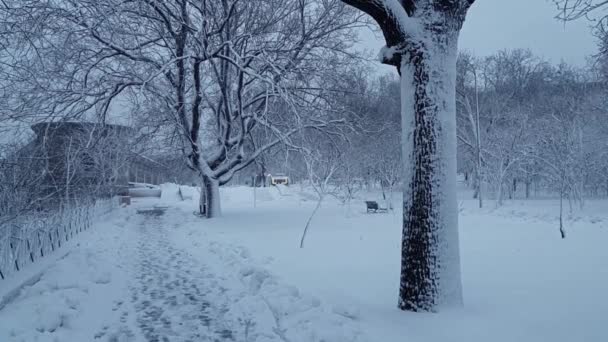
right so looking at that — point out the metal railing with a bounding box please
[0,198,115,280]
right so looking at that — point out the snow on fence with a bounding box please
[0,199,115,281]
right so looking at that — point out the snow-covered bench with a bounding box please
[128,182,161,198]
[365,201,388,213]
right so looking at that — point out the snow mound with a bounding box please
[178,185,199,201]
[0,213,136,342]
[0,248,113,340]
[203,240,369,342]
[160,183,201,203]
[164,201,368,341]
[298,189,319,202]
[273,184,294,197]
[160,183,180,201]
[254,188,275,202]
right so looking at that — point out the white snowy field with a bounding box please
[0,184,607,342]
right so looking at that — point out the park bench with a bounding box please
[365,201,388,213]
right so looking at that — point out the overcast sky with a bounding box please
[359,0,598,74]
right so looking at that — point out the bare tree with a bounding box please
[554,0,608,24]
[456,52,483,207]
[373,134,401,210]
[75,125,133,197]
[298,147,340,248]
[0,0,364,218]
[535,116,582,239]
[0,144,52,226]
[456,49,554,205]
[335,152,363,215]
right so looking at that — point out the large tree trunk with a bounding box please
[199,177,206,215]
[398,31,463,312]
[199,175,221,218]
[340,0,473,313]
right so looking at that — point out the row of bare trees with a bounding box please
[0,123,122,279]
[0,0,367,218]
[455,49,608,207]
[315,48,608,211]
[0,123,132,226]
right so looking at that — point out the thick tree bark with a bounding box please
[199,177,207,216]
[398,33,463,312]
[199,175,222,218]
[341,0,473,312]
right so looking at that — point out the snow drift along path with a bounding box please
[0,200,367,342]
[0,207,139,342]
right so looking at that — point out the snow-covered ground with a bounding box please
[1,183,607,341]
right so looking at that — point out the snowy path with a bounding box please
[0,202,367,342]
[131,211,237,342]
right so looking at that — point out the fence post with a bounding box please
[38,232,44,257]
[1,200,112,281]
[29,240,34,263]
[9,241,19,271]
[49,231,54,251]
[28,238,33,262]
[69,216,73,239]
[10,241,19,272]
